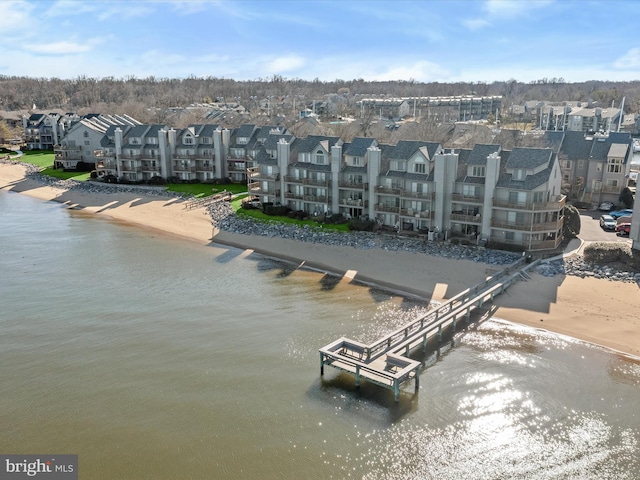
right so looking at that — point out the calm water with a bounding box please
[1,190,639,479]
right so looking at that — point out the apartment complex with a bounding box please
[46,114,637,251]
[249,136,565,251]
[357,95,502,122]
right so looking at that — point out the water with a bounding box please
[1,190,639,479]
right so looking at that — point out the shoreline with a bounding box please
[2,161,640,358]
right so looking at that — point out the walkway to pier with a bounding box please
[183,190,231,210]
[319,256,539,401]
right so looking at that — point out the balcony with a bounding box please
[492,195,566,211]
[338,181,367,190]
[96,161,117,170]
[228,164,247,173]
[400,209,433,218]
[306,178,331,187]
[491,218,563,232]
[303,195,328,203]
[120,165,142,173]
[401,190,435,200]
[375,203,400,213]
[284,192,303,200]
[174,154,196,161]
[450,213,481,223]
[252,172,279,181]
[173,164,196,173]
[340,198,365,207]
[451,193,483,203]
[196,164,215,173]
[93,149,114,159]
[375,186,402,195]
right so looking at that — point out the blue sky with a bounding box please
[2,0,640,83]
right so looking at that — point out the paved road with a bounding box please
[579,209,632,244]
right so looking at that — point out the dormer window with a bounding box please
[352,156,361,166]
[184,136,194,145]
[471,166,485,177]
[315,149,325,164]
[392,160,405,171]
[414,163,426,174]
[513,169,525,180]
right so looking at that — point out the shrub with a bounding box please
[583,243,640,271]
[264,205,288,216]
[148,176,165,185]
[348,218,375,231]
[563,204,581,239]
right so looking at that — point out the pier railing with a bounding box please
[319,256,533,401]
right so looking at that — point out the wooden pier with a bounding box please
[319,256,537,401]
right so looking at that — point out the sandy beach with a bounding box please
[2,161,640,358]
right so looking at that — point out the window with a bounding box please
[462,185,477,197]
[392,160,405,171]
[513,169,525,180]
[84,140,90,146]
[606,179,618,187]
[560,160,571,169]
[533,191,544,203]
[596,163,603,172]
[201,137,211,144]
[83,131,89,138]
[414,163,426,174]
[607,158,622,174]
[508,191,527,204]
[505,231,515,241]
[471,166,485,177]
[352,156,361,166]
[184,136,194,145]
[577,160,584,169]
[315,149,325,164]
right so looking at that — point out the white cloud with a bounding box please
[613,48,640,69]
[264,55,306,74]
[483,0,553,18]
[0,0,36,35]
[462,18,489,30]
[27,41,93,55]
[370,61,451,82]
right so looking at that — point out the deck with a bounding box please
[319,256,538,401]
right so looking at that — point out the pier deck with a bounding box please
[319,256,538,401]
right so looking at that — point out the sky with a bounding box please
[1,0,640,83]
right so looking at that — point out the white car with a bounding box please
[599,215,617,231]
[598,201,614,211]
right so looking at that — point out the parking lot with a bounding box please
[579,209,632,244]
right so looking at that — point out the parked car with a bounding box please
[599,215,617,231]
[598,201,614,211]
[609,209,633,219]
[616,223,631,236]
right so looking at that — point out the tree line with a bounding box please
[1,75,639,115]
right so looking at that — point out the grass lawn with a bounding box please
[230,196,350,233]
[19,150,56,168]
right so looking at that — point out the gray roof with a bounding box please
[291,135,341,154]
[343,137,376,157]
[263,134,294,151]
[467,144,501,165]
[505,147,553,169]
[497,150,553,190]
[389,140,441,161]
